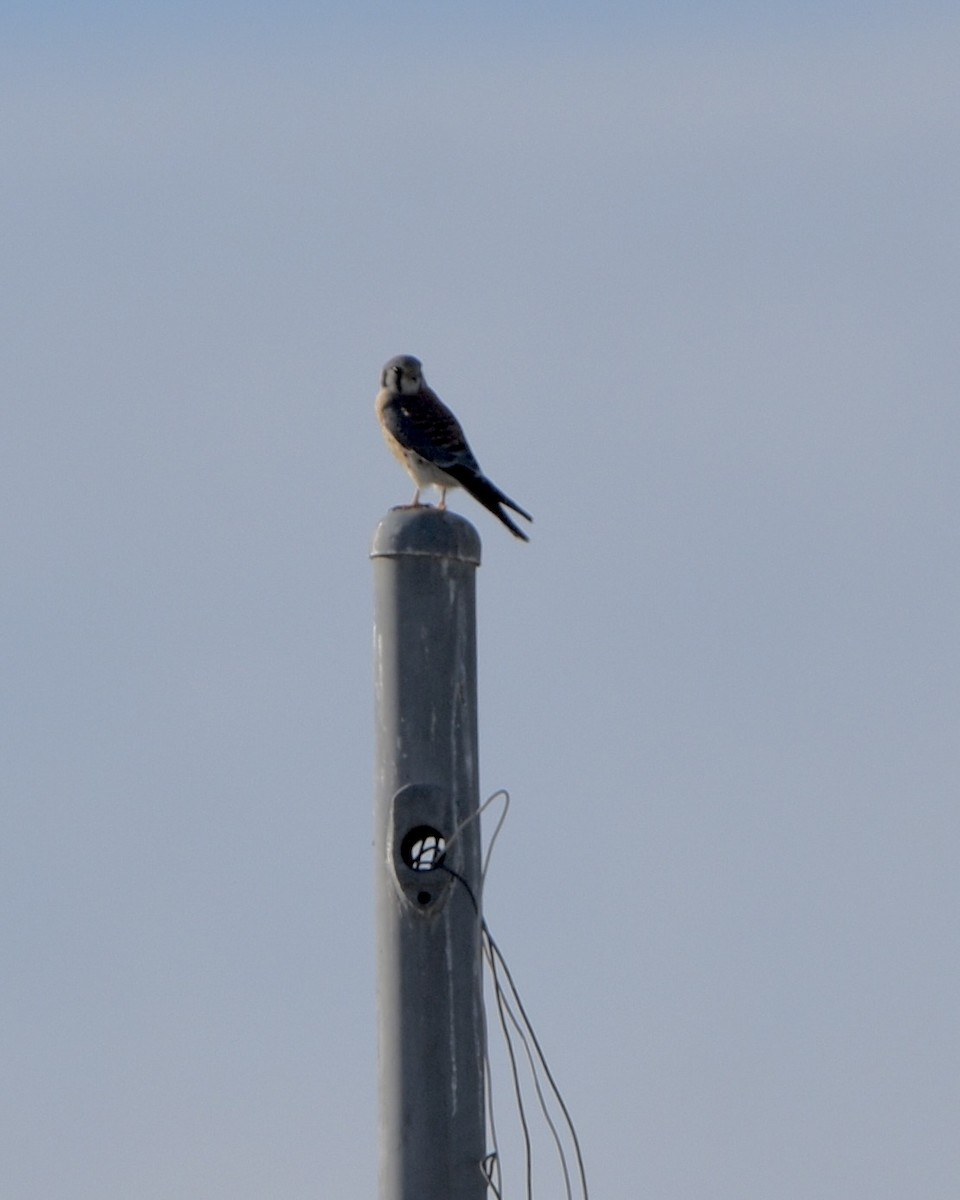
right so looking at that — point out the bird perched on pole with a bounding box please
[376,354,533,541]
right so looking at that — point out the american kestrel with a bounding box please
[376,354,533,542]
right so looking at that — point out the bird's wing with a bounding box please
[379,386,481,472]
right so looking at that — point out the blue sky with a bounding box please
[3,0,957,57]
[2,4,959,1197]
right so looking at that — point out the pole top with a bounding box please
[370,507,482,565]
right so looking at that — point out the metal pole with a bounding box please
[371,507,487,1200]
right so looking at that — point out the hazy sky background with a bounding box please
[3,3,958,1197]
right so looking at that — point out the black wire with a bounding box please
[434,846,590,1200]
[485,928,575,1200]
[486,925,535,1200]
[435,861,480,915]
[486,929,590,1200]
[481,1153,502,1200]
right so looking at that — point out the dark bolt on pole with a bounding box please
[371,506,487,1200]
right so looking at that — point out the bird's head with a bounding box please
[380,354,423,395]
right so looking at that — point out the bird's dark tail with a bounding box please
[446,465,533,542]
